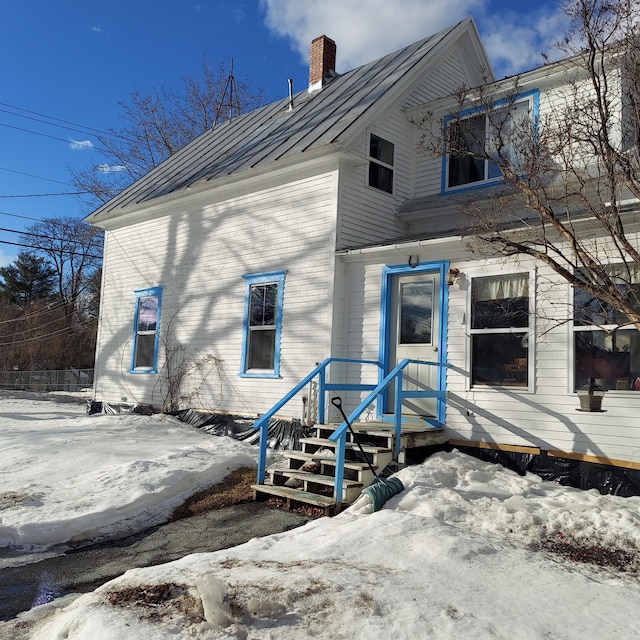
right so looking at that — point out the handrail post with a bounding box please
[394,370,403,457]
[333,430,346,510]
[318,365,327,424]
[256,420,269,484]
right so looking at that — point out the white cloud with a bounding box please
[68,138,94,151]
[89,25,102,33]
[97,164,127,174]
[477,5,570,78]
[260,0,486,72]
[260,0,566,79]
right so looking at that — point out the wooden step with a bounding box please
[270,469,363,504]
[271,468,362,489]
[300,436,390,455]
[281,450,378,484]
[251,484,337,513]
[299,437,391,469]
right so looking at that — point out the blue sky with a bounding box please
[0,0,565,267]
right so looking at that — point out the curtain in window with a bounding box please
[473,273,528,302]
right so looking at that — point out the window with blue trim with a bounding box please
[444,92,537,192]
[241,272,285,376]
[131,286,162,373]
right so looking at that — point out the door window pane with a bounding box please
[399,280,433,344]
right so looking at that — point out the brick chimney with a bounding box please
[308,35,337,92]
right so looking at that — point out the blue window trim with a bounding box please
[239,271,285,378]
[441,89,540,194]
[129,285,162,374]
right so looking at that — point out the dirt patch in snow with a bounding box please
[540,530,640,573]
[170,467,255,519]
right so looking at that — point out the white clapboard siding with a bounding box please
[402,50,474,109]
[338,114,415,249]
[339,244,640,465]
[94,172,339,416]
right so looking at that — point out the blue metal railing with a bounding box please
[253,357,448,507]
[252,358,382,484]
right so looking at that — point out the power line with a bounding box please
[0,317,94,347]
[0,210,45,222]
[0,192,87,198]
[0,107,126,145]
[0,299,68,324]
[1,310,76,337]
[0,121,99,147]
[0,166,74,187]
[0,238,102,260]
[0,100,129,143]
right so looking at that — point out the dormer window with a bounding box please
[443,91,537,192]
[368,133,394,194]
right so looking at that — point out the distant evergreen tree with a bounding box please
[0,251,55,307]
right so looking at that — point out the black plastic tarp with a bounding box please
[87,402,313,450]
[456,446,640,498]
[172,409,314,451]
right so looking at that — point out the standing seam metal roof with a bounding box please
[87,19,468,220]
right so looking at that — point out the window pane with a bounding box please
[135,334,156,369]
[137,296,158,332]
[574,329,640,391]
[400,280,433,344]
[447,115,486,187]
[574,266,640,326]
[488,101,529,172]
[248,329,276,369]
[368,163,393,193]
[471,274,529,329]
[369,134,394,166]
[250,284,277,326]
[472,333,528,386]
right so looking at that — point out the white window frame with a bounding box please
[467,270,535,391]
[443,90,539,193]
[571,264,640,393]
[367,132,394,194]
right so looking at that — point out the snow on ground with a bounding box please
[0,394,256,556]
[2,394,640,639]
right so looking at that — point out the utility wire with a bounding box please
[0,238,102,260]
[0,107,127,145]
[0,318,94,346]
[0,210,46,222]
[0,100,130,143]
[0,299,69,324]
[1,310,77,337]
[0,166,75,187]
[0,121,106,148]
[0,192,87,198]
